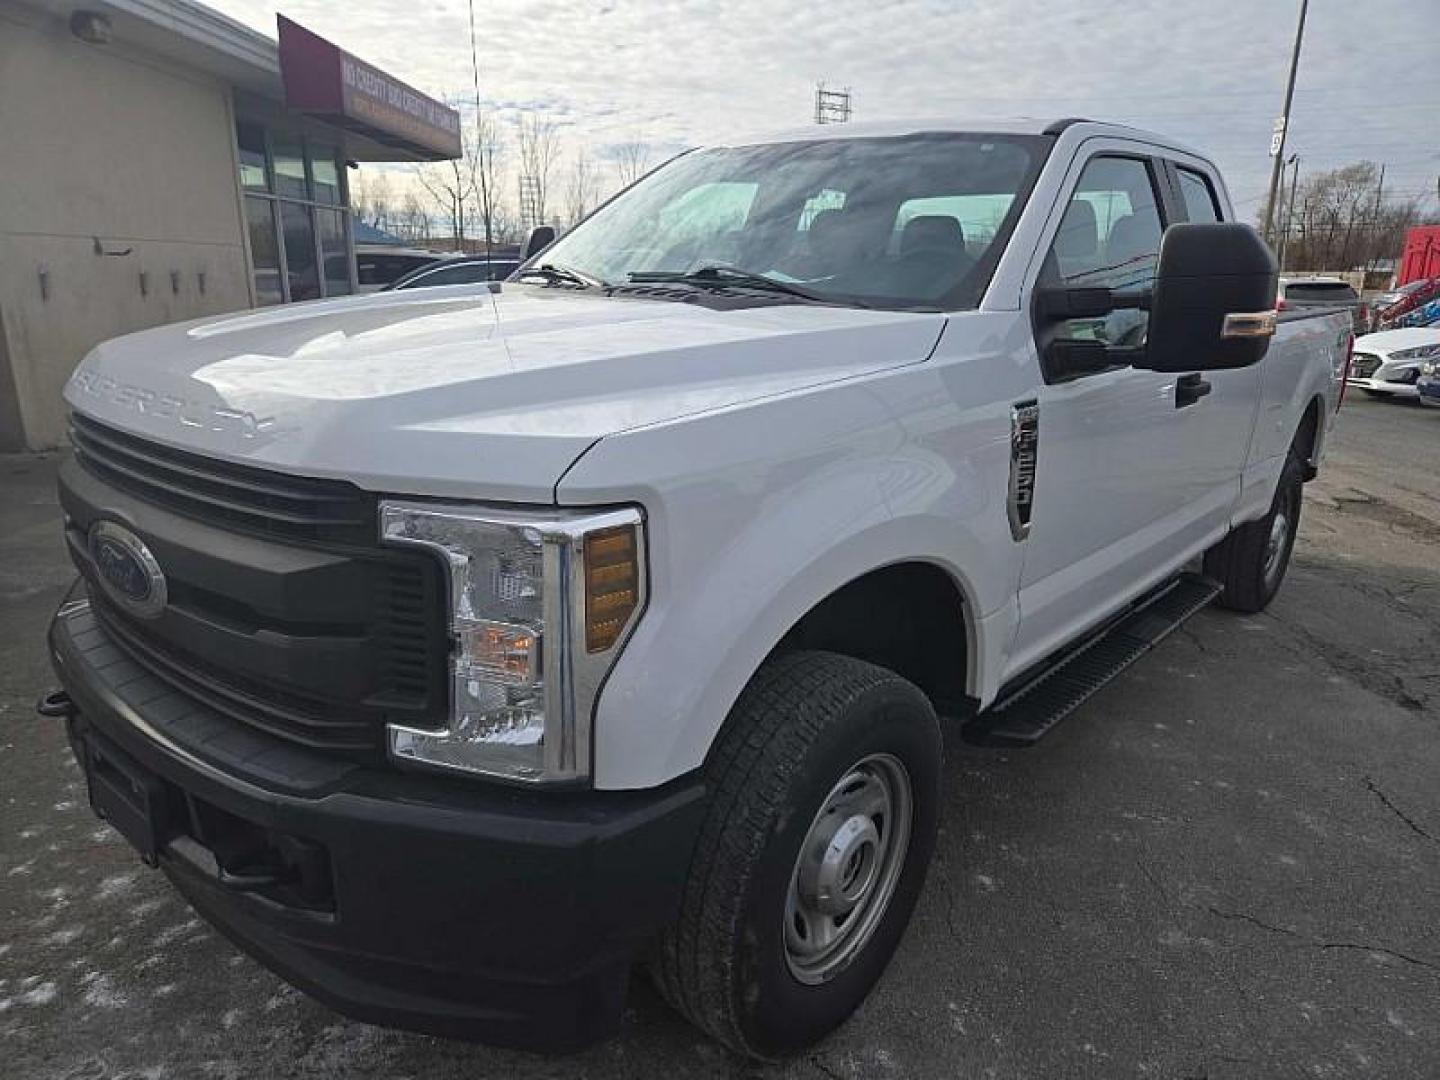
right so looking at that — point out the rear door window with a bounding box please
[1176,167,1222,224]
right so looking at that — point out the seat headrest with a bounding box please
[1105,213,1156,269]
[1055,199,1098,262]
[807,208,844,241]
[900,215,966,257]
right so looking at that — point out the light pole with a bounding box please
[1262,0,1310,245]
[1277,154,1301,271]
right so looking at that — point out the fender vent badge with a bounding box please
[1008,400,1040,541]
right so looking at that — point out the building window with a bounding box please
[281,201,320,301]
[236,123,354,305]
[312,155,341,206]
[272,136,309,201]
[237,123,269,191]
[244,197,283,305]
[317,208,352,297]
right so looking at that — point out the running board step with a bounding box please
[963,573,1221,747]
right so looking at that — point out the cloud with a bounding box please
[214,0,1440,208]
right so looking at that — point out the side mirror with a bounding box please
[522,225,556,261]
[1137,222,1278,373]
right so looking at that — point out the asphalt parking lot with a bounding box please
[4,394,1439,1079]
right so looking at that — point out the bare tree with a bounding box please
[351,172,393,233]
[564,151,599,226]
[489,198,519,244]
[416,124,478,249]
[1264,161,1426,273]
[470,106,505,256]
[516,115,561,228]
[614,138,651,189]
[392,192,430,243]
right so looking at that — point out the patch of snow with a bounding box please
[17,981,58,1006]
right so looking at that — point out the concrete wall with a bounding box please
[0,2,253,450]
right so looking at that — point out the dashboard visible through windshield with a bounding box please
[533,133,1050,312]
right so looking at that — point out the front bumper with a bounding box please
[48,591,705,1051]
[1418,376,1440,406]
[1345,376,1420,397]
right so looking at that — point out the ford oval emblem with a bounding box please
[88,521,167,619]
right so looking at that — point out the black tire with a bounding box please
[1204,449,1305,613]
[651,650,941,1060]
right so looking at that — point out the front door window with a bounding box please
[1046,156,1165,347]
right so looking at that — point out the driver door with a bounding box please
[1007,149,1258,675]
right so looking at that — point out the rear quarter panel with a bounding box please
[1235,310,1347,524]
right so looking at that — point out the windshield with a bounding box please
[536,133,1049,311]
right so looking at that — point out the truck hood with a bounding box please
[67,285,946,502]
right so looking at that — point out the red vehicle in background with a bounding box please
[1398,226,1440,286]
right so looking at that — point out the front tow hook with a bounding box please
[36,689,76,718]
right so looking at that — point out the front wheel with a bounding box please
[651,651,941,1060]
[1204,449,1304,612]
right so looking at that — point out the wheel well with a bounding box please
[774,563,970,716]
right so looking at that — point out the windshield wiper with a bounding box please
[627,265,838,305]
[515,263,605,289]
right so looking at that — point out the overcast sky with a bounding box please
[211,0,1440,215]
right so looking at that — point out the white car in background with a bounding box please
[1348,327,1440,399]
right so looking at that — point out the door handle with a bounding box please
[1175,372,1211,409]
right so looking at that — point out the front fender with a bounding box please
[558,372,1019,790]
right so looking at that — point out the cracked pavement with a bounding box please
[4,394,1440,1078]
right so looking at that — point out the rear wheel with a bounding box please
[1204,449,1305,613]
[651,651,941,1060]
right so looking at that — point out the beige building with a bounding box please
[0,0,459,450]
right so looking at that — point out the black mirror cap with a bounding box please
[1139,222,1278,373]
[522,225,557,261]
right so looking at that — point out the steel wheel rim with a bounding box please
[783,752,913,985]
[1263,492,1294,588]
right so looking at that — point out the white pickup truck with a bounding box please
[45,118,1350,1059]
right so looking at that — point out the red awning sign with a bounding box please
[277,15,462,161]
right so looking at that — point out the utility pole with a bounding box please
[1262,0,1310,245]
[1278,154,1301,271]
[1364,163,1386,272]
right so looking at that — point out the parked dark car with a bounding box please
[1277,277,1369,333]
[385,255,522,291]
[1419,357,1440,407]
[354,245,444,293]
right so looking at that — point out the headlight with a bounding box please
[380,502,645,784]
[1388,344,1440,363]
[1422,360,1439,377]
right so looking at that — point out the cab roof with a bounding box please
[723,117,1210,162]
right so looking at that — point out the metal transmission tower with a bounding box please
[814,83,852,125]
[518,174,542,232]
